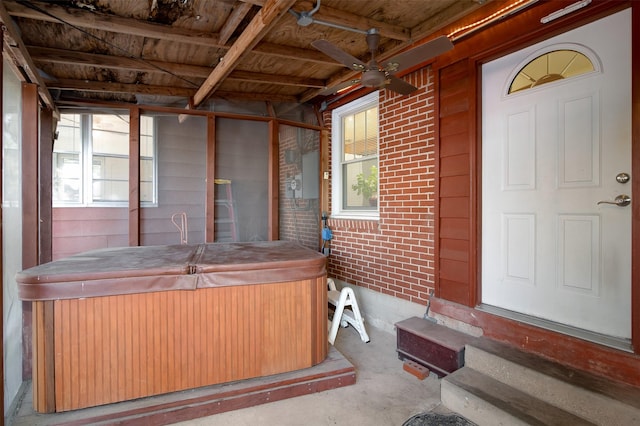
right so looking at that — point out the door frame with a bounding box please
[476,2,640,350]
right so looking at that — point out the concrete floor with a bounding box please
[172,324,445,426]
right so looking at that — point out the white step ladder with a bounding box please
[327,278,370,344]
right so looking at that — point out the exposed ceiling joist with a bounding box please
[191,0,298,107]
[219,2,254,45]
[29,46,326,89]
[293,0,410,41]
[5,0,338,66]
[4,0,486,106]
[44,78,299,103]
[0,1,58,112]
[45,78,196,98]
[4,0,223,47]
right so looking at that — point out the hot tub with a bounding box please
[17,241,328,413]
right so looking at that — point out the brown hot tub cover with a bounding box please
[17,241,327,301]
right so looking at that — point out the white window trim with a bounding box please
[331,91,379,220]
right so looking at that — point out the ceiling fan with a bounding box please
[312,29,454,95]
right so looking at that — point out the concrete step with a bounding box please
[442,367,596,426]
[442,338,640,425]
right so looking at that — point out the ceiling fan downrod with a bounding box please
[289,1,368,34]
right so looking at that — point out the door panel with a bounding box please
[482,10,631,339]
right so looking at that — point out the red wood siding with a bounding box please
[52,207,129,260]
[436,59,475,306]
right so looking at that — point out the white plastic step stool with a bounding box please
[327,278,370,344]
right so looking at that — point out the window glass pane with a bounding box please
[53,114,82,203]
[343,115,354,161]
[92,180,128,202]
[365,107,378,156]
[140,116,155,203]
[343,159,377,209]
[53,153,81,202]
[140,116,154,157]
[140,158,154,202]
[92,114,129,155]
[353,110,366,156]
[92,155,128,202]
[56,114,81,152]
[91,114,129,203]
[509,49,595,93]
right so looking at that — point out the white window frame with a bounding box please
[52,113,157,207]
[331,91,379,220]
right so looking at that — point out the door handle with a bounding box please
[597,194,631,207]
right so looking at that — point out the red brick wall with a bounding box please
[325,67,436,305]
[278,125,321,250]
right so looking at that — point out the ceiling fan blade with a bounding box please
[383,35,454,74]
[319,79,361,96]
[385,76,418,95]
[312,39,367,70]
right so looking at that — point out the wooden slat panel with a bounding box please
[50,278,327,412]
[439,278,471,303]
[437,58,474,307]
[440,153,469,177]
[32,301,55,413]
[440,175,470,198]
[440,239,470,263]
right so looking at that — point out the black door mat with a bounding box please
[402,412,476,426]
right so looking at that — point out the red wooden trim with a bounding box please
[268,120,279,240]
[128,107,140,246]
[22,82,39,381]
[434,65,442,299]
[431,297,640,387]
[631,2,640,353]
[21,82,39,269]
[23,348,354,425]
[467,59,479,308]
[39,109,53,264]
[320,129,329,218]
[0,33,4,420]
[206,115,216,242]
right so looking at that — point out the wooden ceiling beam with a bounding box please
[3,0,223,47]
[45,78,197,97]
[227,70,325,88]
[294,1,411,41]
[45,78,299,103]
[214,90,298,103]
[28,46,209,80]
[29,46,325,88]
[246,0,410,41]
[219,2,254,45]
[252,41,340,65]
[5,0,336,65]
[0,2,58,112]
[192,0,298,107]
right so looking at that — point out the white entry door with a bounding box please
[481,9,632,339]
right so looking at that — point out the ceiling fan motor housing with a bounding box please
[361,69,386,87]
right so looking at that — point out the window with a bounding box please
[509,49,596,94]
[331,92,379,218]
[53,113,156,206]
